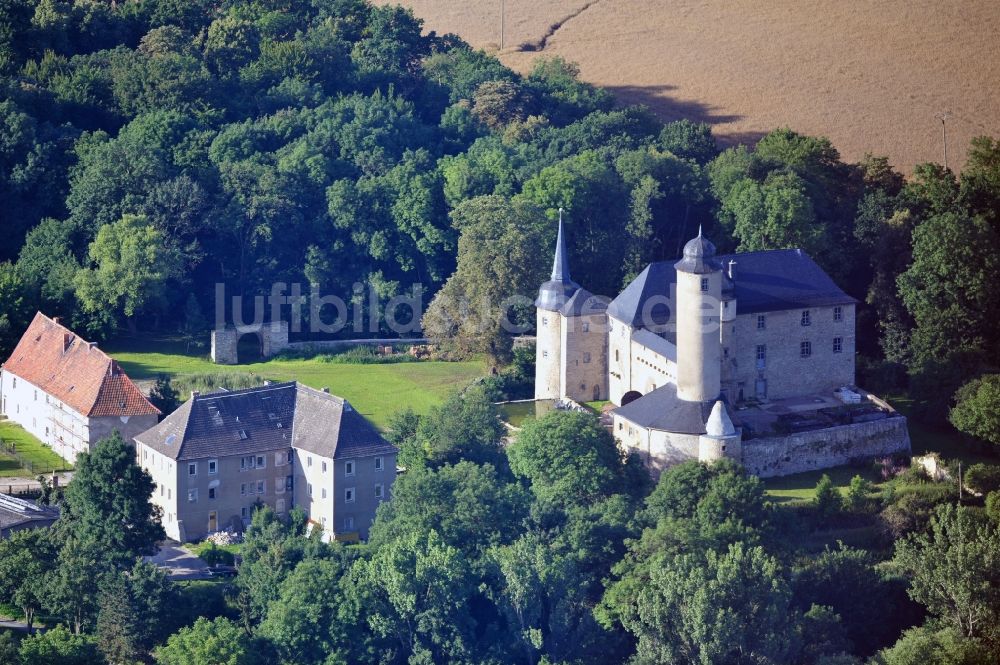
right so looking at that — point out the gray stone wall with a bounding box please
[729,304,855,401]
[211,322,290,364]
[561,312,609,402]
[742,415,911,478]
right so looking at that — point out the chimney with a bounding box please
[322,387,330,394]
[191,391,200,398]
[52,317,60,325]
[63,333,74,352]
[88,342,98,350]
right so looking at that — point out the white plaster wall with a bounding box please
[535,310,562,399]
[607,316,633,404]
[628,339,677,396]
[676,270,722,402]
[138,443,181,541]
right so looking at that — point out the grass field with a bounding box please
[379,0,1000,173]
[104,337,486,430]
[0,420,71,477]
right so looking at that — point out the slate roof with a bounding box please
[614,384,735,435]
[559,289,608,318]
[0,494,59,532]
[135,381,395,462]
[536,217,581,312]
[2,312,159,418]
[607,249,856,328]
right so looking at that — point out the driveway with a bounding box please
[146,541,211,581]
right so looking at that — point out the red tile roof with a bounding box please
[2,312,160,418]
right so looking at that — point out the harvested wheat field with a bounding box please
[378,0,1000,173]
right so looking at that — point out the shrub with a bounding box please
[963,463,1000,495]
[844,475,874,513]
[814,474,842,519]
[986,491,1000,524]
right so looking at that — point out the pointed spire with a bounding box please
[697,224,703,238]
[551,207,571,283]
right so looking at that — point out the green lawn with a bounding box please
[0,420,70,476]
[762,465,878,504]
[103,336,486,430]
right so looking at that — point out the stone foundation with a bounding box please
[741,416,911,478]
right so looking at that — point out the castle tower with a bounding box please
[699,400,742,463]
[674,227,722,402]
[535,211,579,400]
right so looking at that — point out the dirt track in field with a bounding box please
[379,0,1000,173]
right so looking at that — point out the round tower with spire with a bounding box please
[535,210,579,400]
[674,227,722,403]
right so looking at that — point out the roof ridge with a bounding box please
[193,380,297,401]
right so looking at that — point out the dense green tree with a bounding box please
[891,504,1000,642]
[875,625,992,665]
[508,410,630,506]
[75,213,182,330]
[813,474,843,518]
[603,541,799,665]
[155,617,263,665]
[658,118,718,164]
[58,431,164,568]
[369,461,528,559]
[0,528,56,631]
[258,557,355,665]
[422,195,551,363]
[149,374,180,416]
[96,560,176,663]
[16,625,104,665]
[949,375,1000,446]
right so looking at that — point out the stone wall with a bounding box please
[729,304,855,402]
[742,415,911,478]
[211,321,289,364]
[561,312,609,402]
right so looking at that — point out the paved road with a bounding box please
[145,541,211,581]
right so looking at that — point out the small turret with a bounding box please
[699,400,742,463]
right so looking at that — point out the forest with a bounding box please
[1,0,1000,663]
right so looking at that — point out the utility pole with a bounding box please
[958,461,963,503]
[499,0,505,51]
[935,111,951,170]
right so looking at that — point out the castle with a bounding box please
[535,220,910,476]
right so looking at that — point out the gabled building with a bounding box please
[134,381,397,543]
[0,312,159,463]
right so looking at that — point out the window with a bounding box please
[322,461,327,473]
[615,349,620,362]
[188,462,197,476]
[345,461,355,477]
[307,456,312,467]
[188,489,198,503]
[582,322,590,332]
[833,337,843,353]
[240,456,256,471]
[375,456,384,471]
[345,487,356,503]
[208,487,216,500]
[542,316,548,326]
[256,455,265,469]
[756,344,767,368]
[700,277,709,292]
[800,341,812,358]
[275,451,285,466]
[801,310,811,326]
[287,450,293,464]
[583,352,591,364]
[834,306,843,321]
[318,487,326,499]
[241,483,247,496]
[308,483,312,497]
[343,516,354,531]
[160,484,164,497]
[757,314,766,330]
[542,350,548,358]
[257,480,265,495]
[241,506,249,519]
[208,459,217,475]
[375,484,384,500]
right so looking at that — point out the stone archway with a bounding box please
[236,332,264,364]
[211,321,289,365]
[621,390,643,406]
